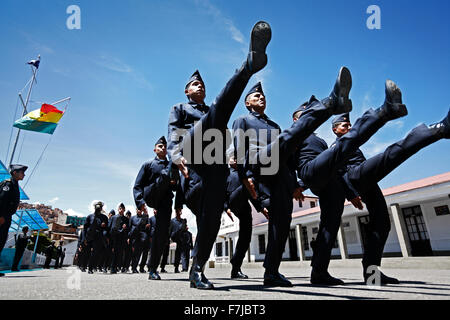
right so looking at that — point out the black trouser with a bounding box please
[122,242,132,270]
[346,123,443,268]
[131,238,148,270]
[12,246,26,270]
[228,188,253,270]
[110,233,125,271]
[44,255,52,268]
[86,238,105,271]
[182,66,253,268]
[55,255,61,269]
[159,241,170,270]
[174,241,189,271]
[0,218,11,255]
[148,205,172,272]
[78,242,89,269]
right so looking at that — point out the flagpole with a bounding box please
[8,58,40,168]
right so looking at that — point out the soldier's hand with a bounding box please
[242,178,257,200]
[145,224,150,229]
[177,157,189,179]
[226,209,234,222]
[101,223,106,228]
[170,180,176,185]
[153,209,158,215]
[293,187,305,201]
[127,239,130,245]
[350,197,364,210]
[0,217,5,226]
[261,208,269,220]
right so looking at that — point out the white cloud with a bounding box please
[194,0,245,45]
[361,139,394,158]
[65,208,86,217]
[48,197,59,204]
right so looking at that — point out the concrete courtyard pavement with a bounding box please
[1,257,450,300]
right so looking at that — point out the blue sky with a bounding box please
[1,0,449,233]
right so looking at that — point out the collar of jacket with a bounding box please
[249,111,269,121]
[188,99,208,112]
[154,156,169,164]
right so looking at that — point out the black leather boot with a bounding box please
[377,80,408,121]
[321,66,353,115]
[429,109,450,139]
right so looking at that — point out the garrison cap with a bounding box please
[109,209,116,215]
[245,82,264,101]
[125,210,131,216]
[292,101,309,119]
[155,136,167,146]
[185,70,204,89]
[118,203,125,210]
[9,164,28,173]
[332,113,351,126]
[94,201,104,207]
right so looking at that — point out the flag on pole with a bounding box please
[13,104,65,134]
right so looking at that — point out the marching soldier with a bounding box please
[168,21,272,289]
[0,164,27,277]
[224,156,268,279]
[83,201,109,274]
[235,67,354,287]
[121,210,133,273]
[128,208,150,273]
[170,209,189,273]
[44,241,55,269]
[133,136,178,279]
[109,203,128,274]
[330,107,450,284]
[293,80,409,285]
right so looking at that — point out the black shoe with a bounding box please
[310,269,344,286]
[121,268,127,273]
[110,268,117,274]
[139,267,146,273]
[160,269,167,273]
[148,271,161,280]
[103,268,108,274]
[231,269,249,280]
[246,21,272,74]
[181,269,188,272]
[189,265,214,289]
[174,268,180,273]
[263,272,293,287]
[429,109,450,139]
[88,269,94,274]
[80,267,86,272]
[0,273,5,277]
[322,67,353,114]
[377,80,408,121]
[132,269,139,274]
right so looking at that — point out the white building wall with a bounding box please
[420,199,450,252]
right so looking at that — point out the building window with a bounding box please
[258,234,266,254]
[216,242,223,257]
[298,201,303,208]
[225,241,229,256]
[310,201,316,208]
[301,226,309,251]
[435,205,450,216]
[312,227,319,234]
